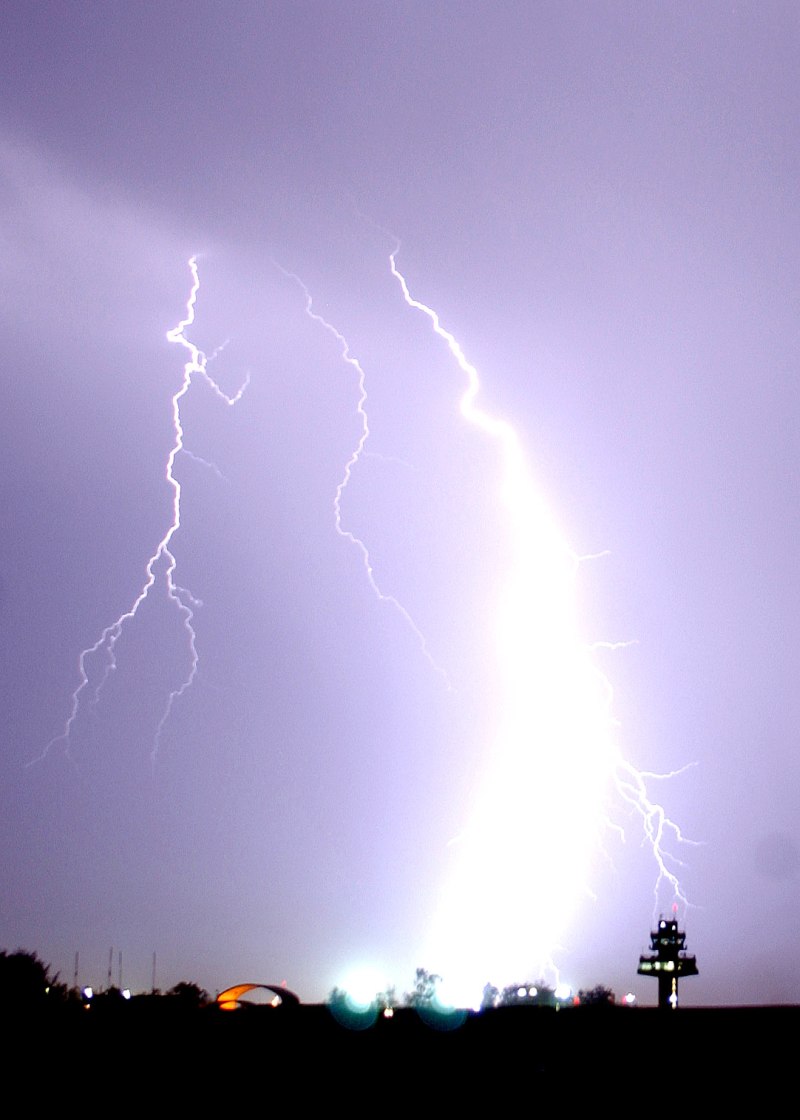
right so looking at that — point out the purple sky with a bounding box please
[2,2,799,1006]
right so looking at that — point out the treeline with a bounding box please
[2,949,618,1014]
[331,966,616,1012]
[0,949,209,1011]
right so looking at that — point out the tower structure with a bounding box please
[637,917,698,1009]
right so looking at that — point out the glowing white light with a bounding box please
[390,245,691,994]
[338,966,384,1011]
[434,979,463,1011]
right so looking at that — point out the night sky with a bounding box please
[2,2,799,1006]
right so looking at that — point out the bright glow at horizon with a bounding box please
[389,245,691,1001]
[42,258,248,764]
[338,965,386,1010]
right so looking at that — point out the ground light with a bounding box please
[554,983,573,1006]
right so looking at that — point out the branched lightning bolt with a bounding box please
[39,257,248,766]
[389,243,695,995]
[615,759,700,910]
[276,263,450,686]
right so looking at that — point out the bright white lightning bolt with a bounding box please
[389,245,693,997]
[276,264,449,685]
[42,257,248,765]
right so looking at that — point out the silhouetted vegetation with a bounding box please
[0,949,60,1007]
[167,980,210,1007]
[576,985,615,1007]
[1,946,630,1018]
[404,967,442,1006]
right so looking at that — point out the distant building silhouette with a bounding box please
[637,918,698,1009]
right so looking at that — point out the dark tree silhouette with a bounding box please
[577,985,615,1007]
[404,967,441,1007]
[167,981,209,1007]
[0,949,56,1006]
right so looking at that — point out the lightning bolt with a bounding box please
[276,263,450,686]
[389,243,694,998]
[40,257,248,766]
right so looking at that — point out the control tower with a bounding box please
[637,918,698,1009]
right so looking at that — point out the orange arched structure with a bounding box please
[216,983,300,1011]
